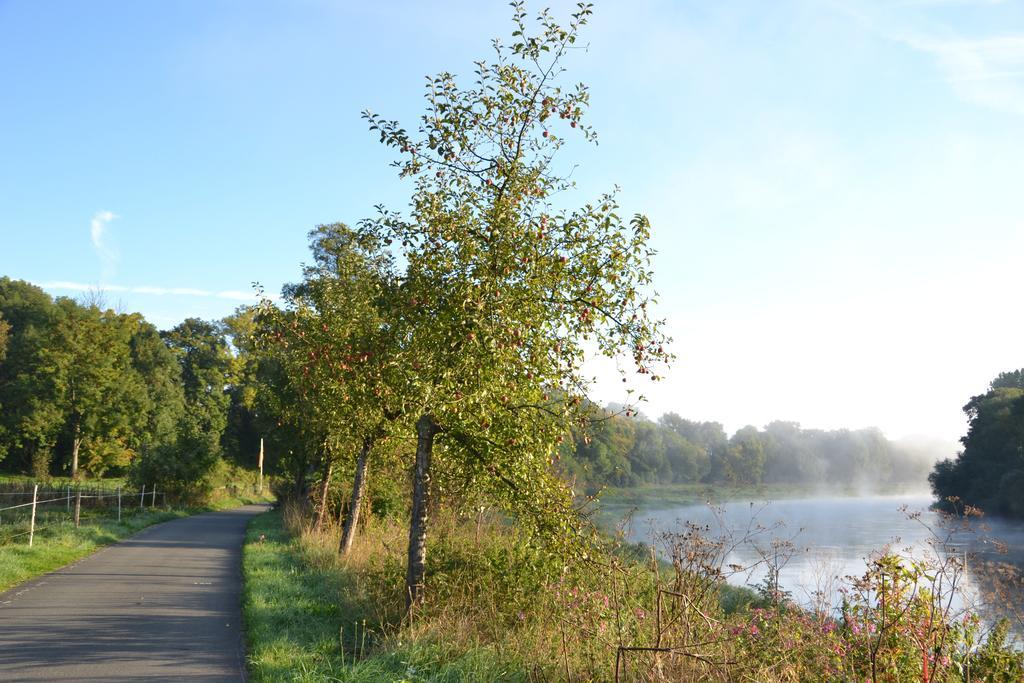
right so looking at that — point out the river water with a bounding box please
[609,493,1024,635]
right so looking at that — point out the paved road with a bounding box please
[0,505,268,682]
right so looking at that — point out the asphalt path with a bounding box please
[0,504,268,682]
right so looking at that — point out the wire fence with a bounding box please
[0,481,166,547]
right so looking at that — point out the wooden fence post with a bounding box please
[151,486,156,508]
[66,484,71,511]
[139,483,145,511]
[74,490,82,528]
[28,484,38,547]
[117,486,122,522]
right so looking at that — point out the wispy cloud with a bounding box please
[903,34,1024,114]
[90,210,119,279]
[833,0,1024,115]
[39,281,273,302]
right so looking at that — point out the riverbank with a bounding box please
[241,499,1024,681]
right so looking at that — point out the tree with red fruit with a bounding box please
[256,223,404,546]
[363,2,672,614]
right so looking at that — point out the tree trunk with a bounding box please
[339,437,372,557]
[313,453,333,533]
[70,421,81,481]
[406,414,438,615]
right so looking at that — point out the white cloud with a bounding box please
[90,210,119,279]
[216,290,253,300]
[39,281,270,302]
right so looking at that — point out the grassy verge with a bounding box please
[0,490,272,594]
[242,510,524,682]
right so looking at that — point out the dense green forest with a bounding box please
[0,277,258,493]
[930,369,1024,518]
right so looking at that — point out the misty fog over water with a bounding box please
[614,494,1024,637]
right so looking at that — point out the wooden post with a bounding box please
[139,483,145,511]
[28,484,38,548]
[74,490,82,528]
[258,437,264,494]
[151,486,156,508]
[117,487,122,522]
[67,484,71,511]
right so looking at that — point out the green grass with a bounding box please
[0,490,272,594]
[242,511,526,682]
[0,473,128,490]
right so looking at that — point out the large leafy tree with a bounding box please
[931,371,1024,517]
[133,318,237,492]
[162,318,235,453]
[0,278,62,472]
[33,300,149,478]
[363,3,671,611]
[128,316,186,452]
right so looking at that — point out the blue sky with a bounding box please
[2,0,1022,447]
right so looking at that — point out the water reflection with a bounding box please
[613,494,1024,638]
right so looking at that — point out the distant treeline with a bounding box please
[930,370,1024,519]
[560,407,935,493]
